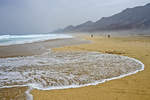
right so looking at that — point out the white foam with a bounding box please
[0,52,144,100]
[0,34,73,46]
[23,56,145,91]
[25,87,33,100]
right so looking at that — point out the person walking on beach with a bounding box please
[108,34,110,38]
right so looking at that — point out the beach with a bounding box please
[0,36,90,100]
[33,35,150,100]
[0,34,150,100]
[0,37,89,58]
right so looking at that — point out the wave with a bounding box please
[0,52,144,89]
[0,34,73,46]
[0,52,144,100]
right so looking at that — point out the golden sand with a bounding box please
[31,35,150,100]
[0,86,28,100]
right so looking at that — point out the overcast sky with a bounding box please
[0,0,149,33]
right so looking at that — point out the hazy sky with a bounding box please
[0,0,149,33]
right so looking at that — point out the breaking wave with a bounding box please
[0,34,73,46]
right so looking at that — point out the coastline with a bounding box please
[0,34,150,100]
[0,36,90,100]
[32,35,150,100]
[0,52,144,100]
[0,37,90,58]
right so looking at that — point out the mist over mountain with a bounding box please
[54,3,150,34]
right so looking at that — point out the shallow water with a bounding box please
[0,52,143,90]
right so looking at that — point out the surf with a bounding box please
[0,34,73,46]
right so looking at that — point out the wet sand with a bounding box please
[0,37,90,58]
[32,35,150,100]
[0,86,28,100]
[0,36,90,100]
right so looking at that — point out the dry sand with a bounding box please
[0,35,150,100]
[32,35,150,100]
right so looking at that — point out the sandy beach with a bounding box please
[1,1,150,100]
[0,35,150,100]
[0,36,90,100]
[32,35,150,100]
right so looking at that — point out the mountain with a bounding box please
[54,3,150,33]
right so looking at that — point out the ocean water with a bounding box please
[0,34,73,46]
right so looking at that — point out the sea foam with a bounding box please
[0,34,73,46]
[0,52,144,90]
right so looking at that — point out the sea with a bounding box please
[0,33,73,46]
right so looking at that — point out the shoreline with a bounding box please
[0,37,90,58]
[0,52,144,100]
[0,53,144,90]
[0,36,91,100]
[32,35,150,100]
[0,34,73,46]
[0,35,149,100]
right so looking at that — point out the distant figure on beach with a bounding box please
[108,34,110,38]
[91,34,93,38]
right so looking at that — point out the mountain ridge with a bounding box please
[54,3,150,33]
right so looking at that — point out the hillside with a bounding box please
[54,3,150,33]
